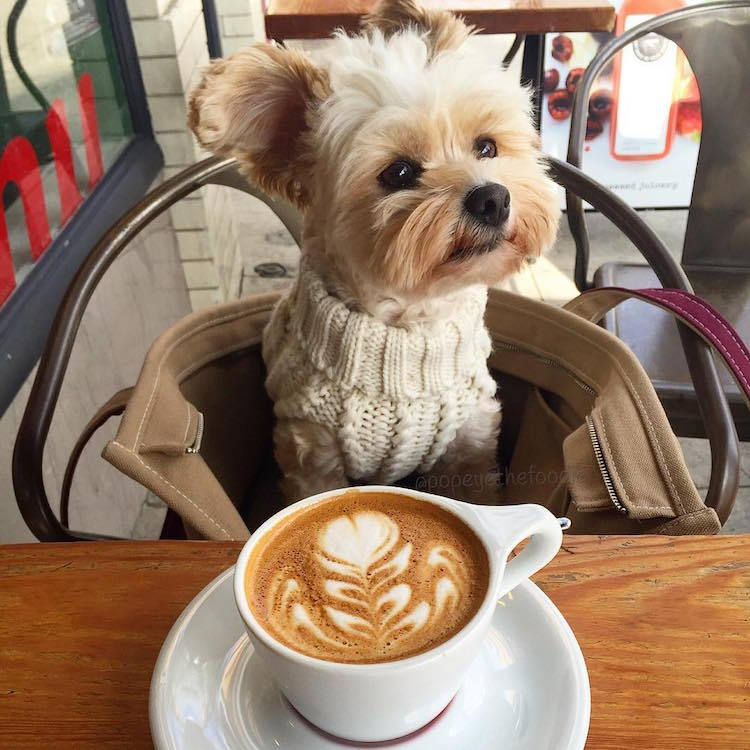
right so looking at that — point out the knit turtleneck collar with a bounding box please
[285,258,492,399]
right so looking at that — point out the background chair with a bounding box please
[565,0,750,441]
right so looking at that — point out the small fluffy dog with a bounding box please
[189,0,559,502]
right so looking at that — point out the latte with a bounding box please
[245,491,489,664]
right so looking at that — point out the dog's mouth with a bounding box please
[447,232,505,263]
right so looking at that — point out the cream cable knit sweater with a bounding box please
[263,260,497,484]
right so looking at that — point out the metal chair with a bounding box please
[12,157,301,541]
[13,154,740,540]
[566,0,750,441]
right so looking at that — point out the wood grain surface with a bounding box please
[0,536,748,749]
[265,0,616,39]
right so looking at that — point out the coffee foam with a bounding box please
[245,491,489,664]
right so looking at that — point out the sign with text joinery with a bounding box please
[541,0,705,209]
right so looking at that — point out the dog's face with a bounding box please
[190,0,559,300]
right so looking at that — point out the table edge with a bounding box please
[265,7,617,38]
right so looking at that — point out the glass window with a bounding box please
[1,0,134,306]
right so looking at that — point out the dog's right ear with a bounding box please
[362,0,474,57]
[188,44,330,207]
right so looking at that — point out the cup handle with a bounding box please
[472,504,563,598]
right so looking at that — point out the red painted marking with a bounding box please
[0,230,15,306]
[46,99,83,225]
[78,73,103,189]
[0,136,52,304]
[1,72,106,308]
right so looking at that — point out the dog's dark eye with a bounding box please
[379,160,420,190]
[475,138,497,159]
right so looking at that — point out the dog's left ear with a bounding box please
[189,44,330,207]
[362,0,474,57]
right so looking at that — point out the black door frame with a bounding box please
[203,0,223,58]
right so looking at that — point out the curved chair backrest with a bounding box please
[549,157,739,524]
[566,0,750,290]
[12,156,302,541]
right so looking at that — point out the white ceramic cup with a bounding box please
[234,485,562,743]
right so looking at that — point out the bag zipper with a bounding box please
[491,338,597,396]
[585,415,627,515]
[186,411,204,454]
[492,336,626,515]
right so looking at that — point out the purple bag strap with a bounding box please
[563,287,750,407]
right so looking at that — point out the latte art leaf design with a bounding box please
[266,511,468,658]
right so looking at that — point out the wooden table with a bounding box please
[1,536,748,749]
[264,0,616,39]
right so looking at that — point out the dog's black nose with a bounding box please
[464,183,511,227]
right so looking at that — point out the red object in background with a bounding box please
[1,72,102,309]
[548,89,573,120]
[46,100,84,225]
[543,69,560,93]
[610,0,685,161]
[551,35,573,62]
[0,137,52,305]
[0,239,15,307]
[566,67,585,94]
[589,88,614,120]
[676,100,702,135]
[586,117,604,140]
[675,70,701,136]
[78,73,103,189]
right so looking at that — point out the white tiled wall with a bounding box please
[126,0,254,310]
[215,0,265,56]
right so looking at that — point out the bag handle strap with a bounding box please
[60,387,133,528]
[564,287,750,407]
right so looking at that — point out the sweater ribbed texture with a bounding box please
[263,260,497,483]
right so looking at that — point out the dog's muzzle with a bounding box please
[464,183,511,228]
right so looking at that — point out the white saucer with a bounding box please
[150,568,590,749]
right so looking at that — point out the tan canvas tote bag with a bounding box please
[70,286,749,540]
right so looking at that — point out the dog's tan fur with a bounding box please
[362,0,475,58]
[189,44,330,207]
[190,0,560,502]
